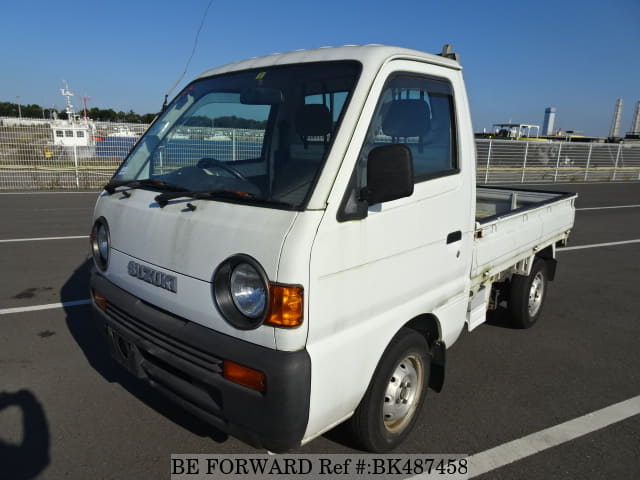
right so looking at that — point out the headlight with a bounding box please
[213,255,269,330]
[91,217,110,270]
[230,263,267,318]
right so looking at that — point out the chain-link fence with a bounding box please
[153,127,264,176]
[1,117,640,190]
[0,117,148,189]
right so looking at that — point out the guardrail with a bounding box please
[477,139,640,183]
[1,118,639,190]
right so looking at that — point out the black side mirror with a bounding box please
[361,144,414,205]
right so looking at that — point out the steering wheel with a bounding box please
[197,158,248,182]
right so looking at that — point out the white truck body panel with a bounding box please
[90,45,576,451]
[304,58,476,438]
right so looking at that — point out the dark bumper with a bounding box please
[90,272,311,452]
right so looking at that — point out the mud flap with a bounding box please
[429,340,446,392]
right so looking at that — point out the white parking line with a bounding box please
[0,299,91,315]
[0,235,89,243]
[465,395,640,478]
[559,239,640,251]
[0,191,100,195]
[577,204,640,211]
[487,181,640,186]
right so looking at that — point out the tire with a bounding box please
[509,258,549,329]
[349,327,430,452]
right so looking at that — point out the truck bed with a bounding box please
[471,186,577,286]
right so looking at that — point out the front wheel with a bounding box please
[349,328,430,452]
[509,258,549,329]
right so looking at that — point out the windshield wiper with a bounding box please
[155,189,256,208]
[155,189,295,210]
[104,179,188,195]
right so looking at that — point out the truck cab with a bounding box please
[90,45,575,453]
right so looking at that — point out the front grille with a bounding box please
[105,302,223,375]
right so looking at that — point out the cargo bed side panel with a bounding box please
[472,188,576,281]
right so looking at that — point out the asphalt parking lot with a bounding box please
[1,182,639,479]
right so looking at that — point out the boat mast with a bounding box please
[60,81,76,122]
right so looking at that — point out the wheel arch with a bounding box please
[404,313,441,346]
[403,314,446,393]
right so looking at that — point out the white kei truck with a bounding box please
[90,45,576,453]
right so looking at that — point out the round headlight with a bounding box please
[213,254,269,330]
[230,263,267,318]
[91,217,110,270]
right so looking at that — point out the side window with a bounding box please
[359,74,457,183]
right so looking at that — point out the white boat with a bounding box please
[204,134,232,141]
[49,83,96,159]
[109,126,140,138]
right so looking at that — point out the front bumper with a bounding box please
[90,272,311,452]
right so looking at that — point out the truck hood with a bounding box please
[92,189,297,348]
[96,189,296,281]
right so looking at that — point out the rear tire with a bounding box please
[349,328,430,452]
[509,258,548,329]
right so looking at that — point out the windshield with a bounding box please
[113,61,361,209]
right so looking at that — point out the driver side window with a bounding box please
[357,74,458,186]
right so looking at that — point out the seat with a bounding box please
[381,99,432,142]
[295,104,333,146]
[272,104,333,203]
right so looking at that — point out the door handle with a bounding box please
[446,230,462,244]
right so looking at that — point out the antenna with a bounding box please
[79,95,92,120]
[163,0,214,110]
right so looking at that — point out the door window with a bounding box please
[359,74,458,183]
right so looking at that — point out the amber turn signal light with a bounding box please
[92,289,108,311]
[223,360,266,392]
[266,284,303,327]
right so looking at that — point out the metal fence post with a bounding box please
[484,140,492,184]
[612,143,621,181]
[73,144,80,188]
[584,143,592,181]
[232,129,237,162]
[521,141,529,183]
[554,143,562,183]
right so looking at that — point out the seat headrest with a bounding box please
[381,99,431,138]
[295,104,332,137]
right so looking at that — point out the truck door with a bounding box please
[304,61,474,437]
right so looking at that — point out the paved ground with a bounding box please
[1,183,639,479]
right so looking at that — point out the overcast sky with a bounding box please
[2,0,639,136]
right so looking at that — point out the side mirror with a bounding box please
[361,144,414,205]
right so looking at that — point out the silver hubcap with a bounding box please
[382,355,424,433]
[528,272,545,317]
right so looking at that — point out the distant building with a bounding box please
[609,99,623,138]
[492,123,540,139]
[627,101,640,139]
[542,107,556,136]
[0,117,50,127]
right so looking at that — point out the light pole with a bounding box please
[16,96,22,119]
